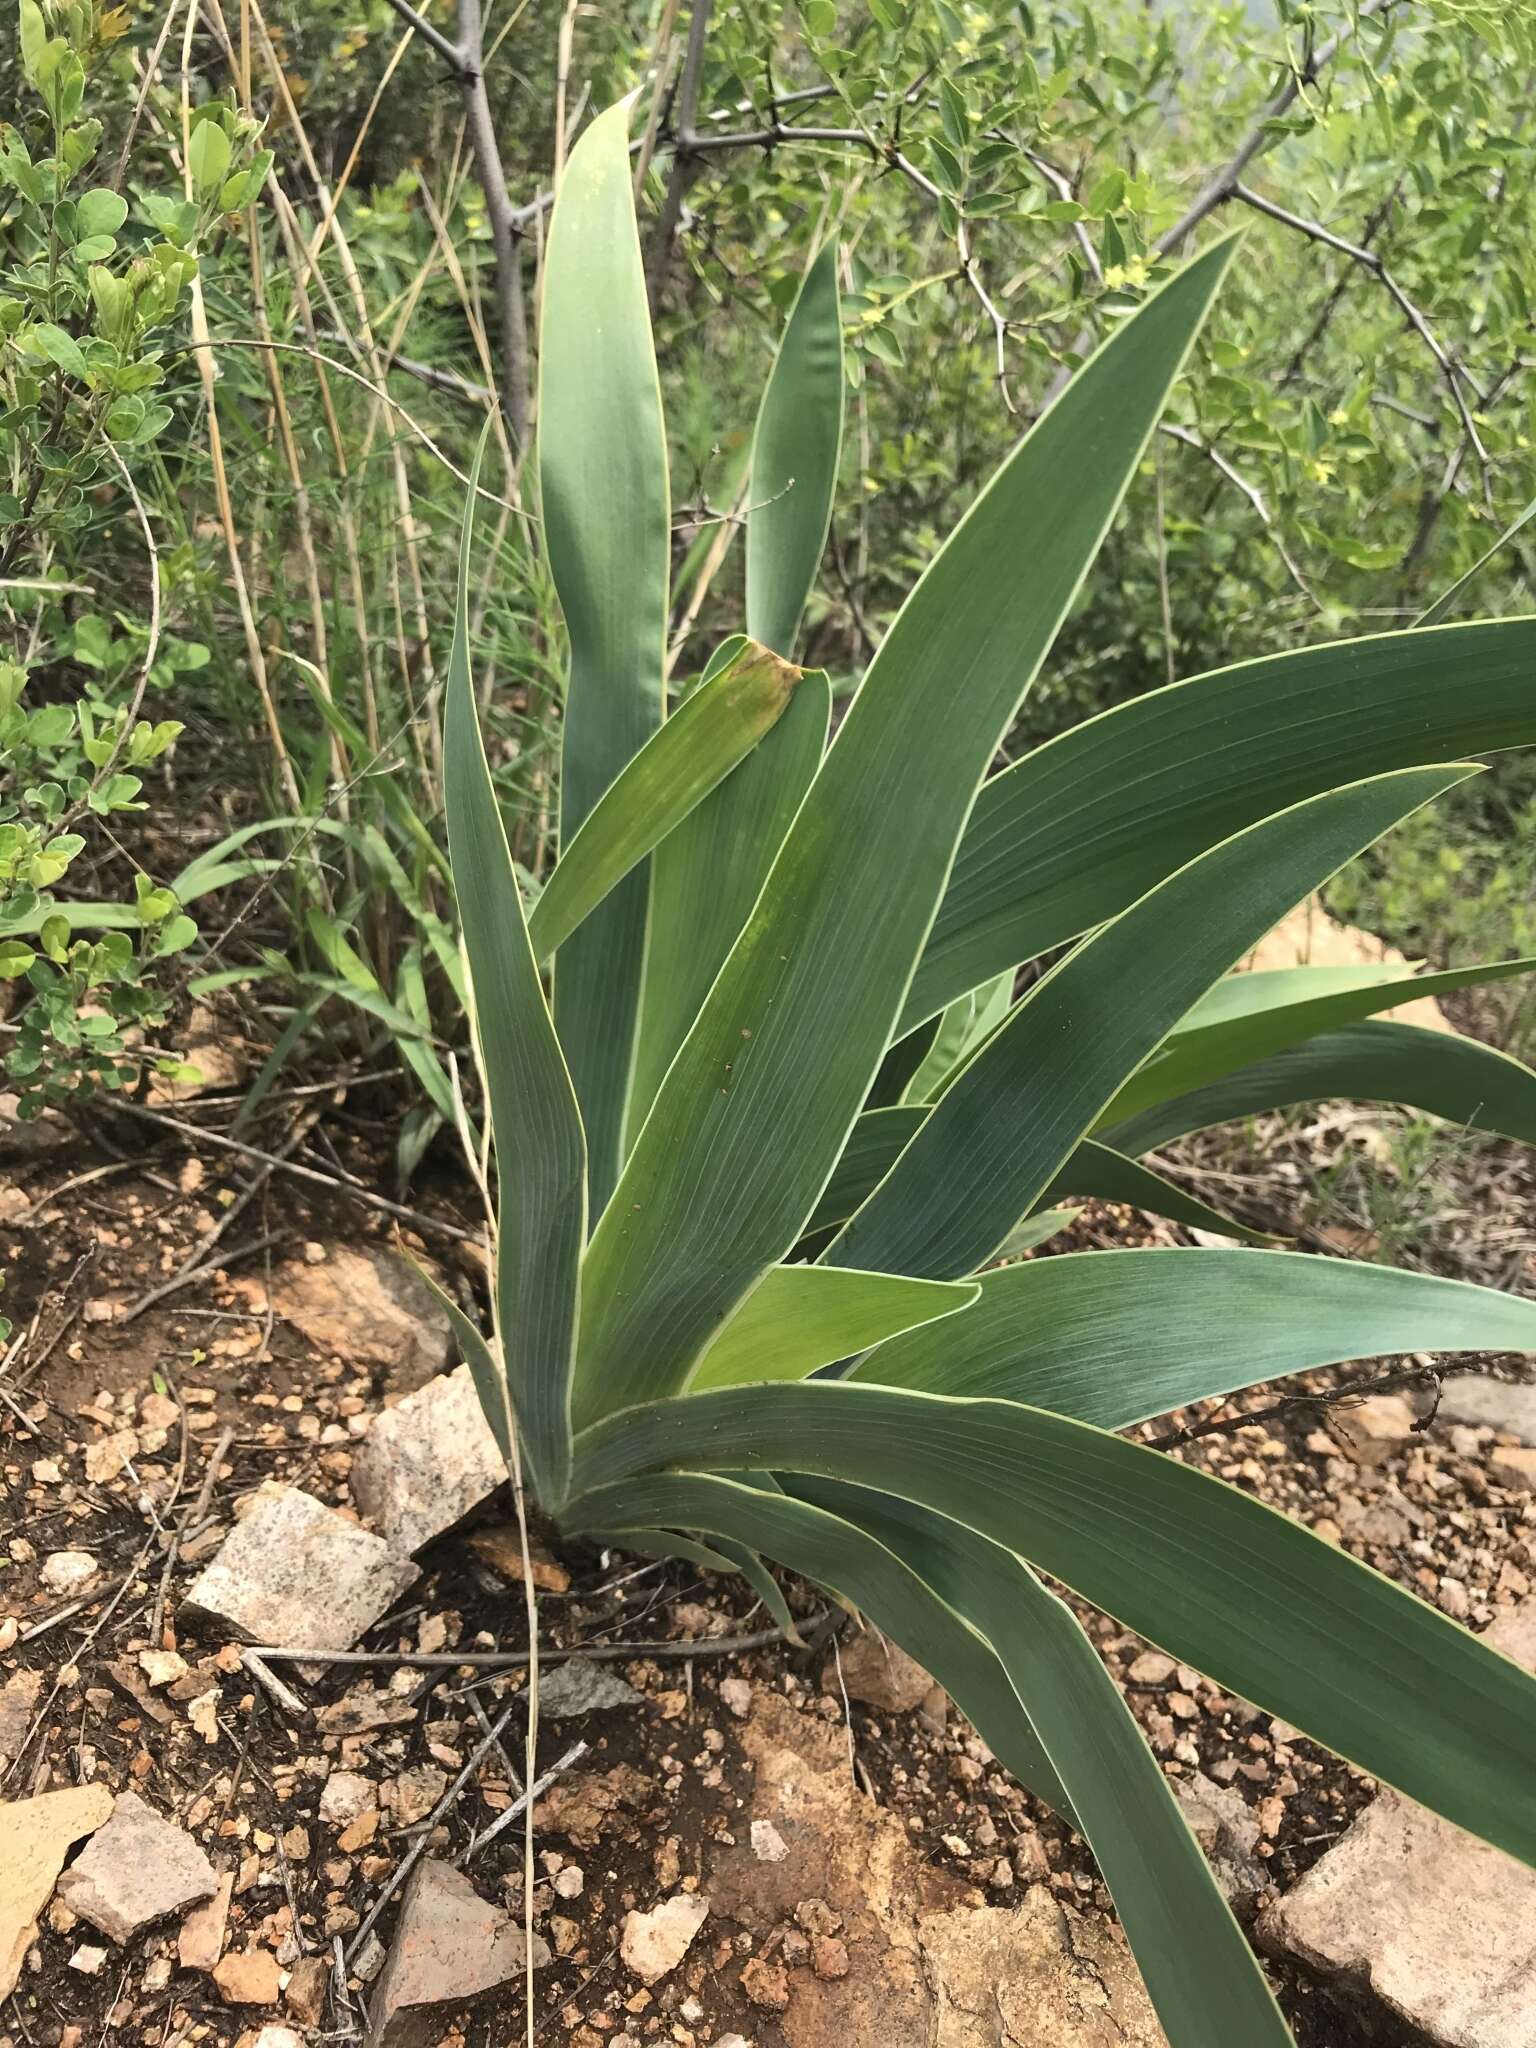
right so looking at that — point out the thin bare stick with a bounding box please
[1232,180,1492,490]
[1155,0,1397,256]
[379,0,530,440]
[242,1622,807,1670]
[457,1740,588,1866]
[647,0,714,306]
[1157,422,1320,608]
[106,1101,482,1245]
[344,1696,526,1965]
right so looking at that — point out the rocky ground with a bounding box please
[3,1088,1536,2048]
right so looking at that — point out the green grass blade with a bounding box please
[541,99,670,1208]
[444,440,586,1508]
[1103,1017,1536,1157]
[831,765,1476,1278]
[571,1378,1536,1870]
[1414,499,1536,626]
[852,1245,1536,1425]
[901,970,1013,1103]
[746,242,845,656]
[904,617,1536,1032]
[1103,956,1536,1127]
[799,1481,1293,2048]
[685,1264,977,1392]
[561,1469,1072,1815]
[527,640,804,964]
[574,235,1240,1423]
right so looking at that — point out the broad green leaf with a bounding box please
[795,1113,1245,1247]
[572,1378,1536,1871]
[575,236,1240,1424]
[628,672,830,1128]
[801,1106,924,1236]
[187,119,231,196]
[1102,956,1536,1127]
[527,640,805,965]
[1038,1139,1276,1242]
[542,99,670,1209]
[830,765,1475,1279]
[685,1264,978,1392]
[561,1469,1072,1815]
[444,439,586,1507]
[746,242,845,657]
[1103,1018,1536,1158]
[853,1246,1536,1425]
[710,1536,805,1641]
[799,1481,1292,2048]
[903,618,1536,1032]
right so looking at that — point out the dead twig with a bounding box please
[343,1696,527,1965]
[150,1423,236,1645]
[1146,1359,1452,1452]
[105,1101,481,1245]
[242,1647,308,1717]
[243,1620,813,1671]
[457,1739,588,1867]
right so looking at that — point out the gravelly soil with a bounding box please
[3,1100,1532,2048]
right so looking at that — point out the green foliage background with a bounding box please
[4,0,1536,1141]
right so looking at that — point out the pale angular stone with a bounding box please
[56,1790,217,1944]
[831,1628,936,1715]
[40,1550,99,1594]
[0,1668,42,1762]
[185,1485,417,1651]
[285,1951,330,2025]
[538,1660,642,1718]
[213,1946,282,2004]
[268,1246,452,1386]
[1438,1374,1536,1443]
[367,1859,549,2048]
[1489,1444,1536,1492]
[179,1871,233,1970]
[920,1892,1165,2046]
[0,1784,114,1999]
[1330,1393,1417,1468]
[1259,1598,1536,2048]
[620,1893,710,1985]
[1175,1775,1265,1903]
[319,1771,375,1826]
[351,1367,507,1556]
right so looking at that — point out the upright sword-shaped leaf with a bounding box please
[746,242,845,657]
[541,99,670,1209]
[443,438,585,1506]
[628,246,844,1127]
[573,235,1241,1426]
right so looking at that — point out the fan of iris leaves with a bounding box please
[438,100,1536,2048]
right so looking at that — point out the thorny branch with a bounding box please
[1154,0,1399,256]
[646,0,715,307]
[380,0,530,442]
[1145,1358,1472,1453]
[1232,181,1493,498]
